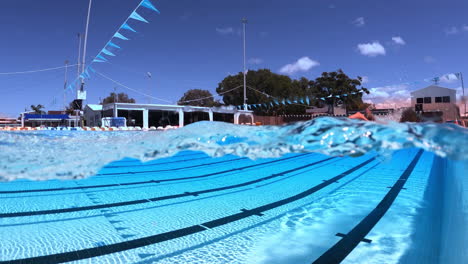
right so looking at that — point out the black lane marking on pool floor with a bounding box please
[0,154,309,195]
[312,149,424,264]
[106,152,205,165]
[96,156,248,176]
[0,155,331,218]
[96,155,250,177]
[0,157,376,264]
[103,156,211,169]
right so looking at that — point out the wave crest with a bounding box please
[0,118,466,181]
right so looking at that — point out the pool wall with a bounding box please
[440,157,467,263]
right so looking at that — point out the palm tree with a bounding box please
[30,104,46,114]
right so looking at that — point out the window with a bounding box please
[416,98,423,104]
[443,96,450,103]
[435,97,442,103]
[424,97,432,104]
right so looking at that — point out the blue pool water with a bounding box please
[0,119,467,263]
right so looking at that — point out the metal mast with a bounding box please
[460,72,466,117]
[242,18,248,110]
[63,60,69,110]
[80,0,93,94]
[76,33,82,79]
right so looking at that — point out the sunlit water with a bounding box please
[0,118,466,263]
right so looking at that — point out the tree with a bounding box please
[178,89,221,107]
[102,92,136,104]
[216,69,310,115]
[310,69,370,114]
[30,104,45,114]
[400,108,421,122]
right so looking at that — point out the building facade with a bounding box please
[410,85,459,122]
[84,103,254,128]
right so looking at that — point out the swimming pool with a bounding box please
[0,119,467,263]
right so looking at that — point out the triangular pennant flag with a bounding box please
[343,94,347,97]
[299,98,305,104]
[286,99,292,104]
[130,11,149,23]
[93,59,106,63]
[121,23,137,32]
[281,99,286,105]
[306,97,310,105]
[270,102,274,107]
[97,54,108,61]
[101,48,116,56]
[107,42,121,49]
[274,99,279,105]
[114,32,129,40]
[141,0,160,13]
[88,66,96,73]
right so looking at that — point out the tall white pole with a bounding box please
[460,72,466,117]
[80,0,93,92]
[77,33,82,79]
[63,60,69,110]
[242,18,247,110]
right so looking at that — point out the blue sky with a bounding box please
[1,0,468,117]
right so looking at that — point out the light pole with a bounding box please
[459,72,466,117]
[63,60,69,110]
[79,0,92,101]
[146,72,152,104]
[242,18,248,110]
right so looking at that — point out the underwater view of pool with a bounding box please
[0,119,467,263]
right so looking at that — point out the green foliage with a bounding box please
[102,92,136,104]
[30,104,45,114]
[178,89,221,107]
[400,108,421,122]
[311,69,369,113]
[215,69,369,115]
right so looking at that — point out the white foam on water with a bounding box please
[0,118,466,181]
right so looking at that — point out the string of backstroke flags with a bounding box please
[65,0,160,94]
[51,0,462,110]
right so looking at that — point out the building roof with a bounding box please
[86,104,103,111]
[410,85,456,95]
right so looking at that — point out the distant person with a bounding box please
[349,107,375,121]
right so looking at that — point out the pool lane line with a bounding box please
[107,152,206,165]
[103,156,211,169]
[312,149,424,264]
[0,157,376,264]
[0,155,333,218]
[95,156,248,176]
[0,153,311,195]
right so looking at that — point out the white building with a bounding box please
[410,85,459,121]
[83,104,103,127]
[84,103,254,128]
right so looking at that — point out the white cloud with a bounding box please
[248,58,263,65]
[353,17,365,27]
[357,42,386,57]
[361,76,369,84]
[463,25,468,31]
[363,84,411,108]
[445,26,459,35]
[392,36,406,45]
[440,73,459,83]
[216,27,234,35]
[279,57,320,75]
[424,56,436,64]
